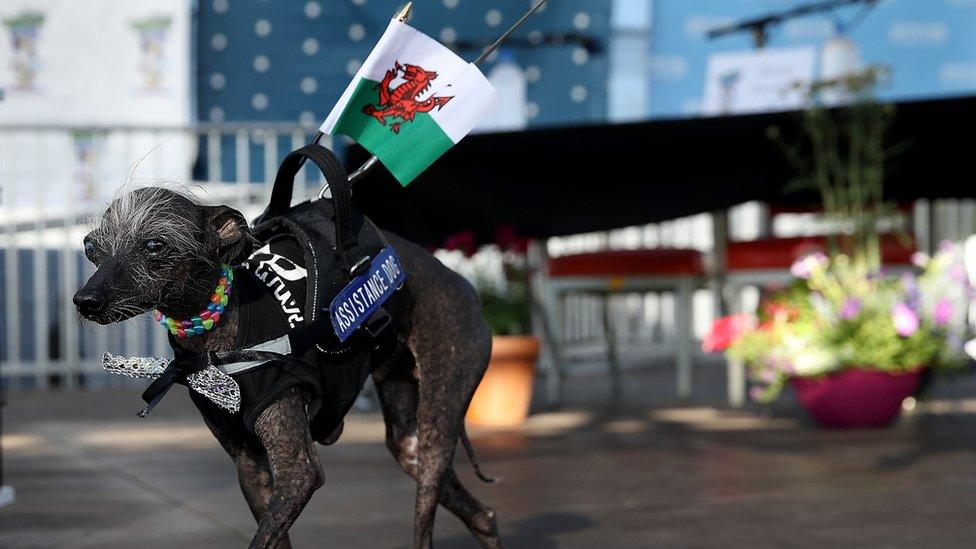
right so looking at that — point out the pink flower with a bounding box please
[933,298,953,326]
[839,297,862,320]
[702,314,753,352]
[790,252,828,280]
[892,302,919,337]
[950,264,968,285]
[910,251,930,267]
[759,370,778,384]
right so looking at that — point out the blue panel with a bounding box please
[647,0,976,119]
[197,0,610,128]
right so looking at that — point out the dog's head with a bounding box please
[74,187,251,324]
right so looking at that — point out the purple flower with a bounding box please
[892,302,919,337]
[901,272,920,308]
[868,267,888,280]
[839,297,862,320]
[933,298,953,326]
[748,386,765,401]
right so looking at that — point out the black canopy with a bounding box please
[349,95,976,248]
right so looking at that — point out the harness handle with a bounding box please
[259,144,356,272]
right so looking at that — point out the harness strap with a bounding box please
[139,315,363,415]
[258,144,356,273]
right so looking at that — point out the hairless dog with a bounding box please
[74,187,502,548]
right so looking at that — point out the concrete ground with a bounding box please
[3,362,976,548]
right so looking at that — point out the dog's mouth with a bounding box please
[78,302,155,325]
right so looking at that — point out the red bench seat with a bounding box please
[548,248,705,277]
[726,234,915,271]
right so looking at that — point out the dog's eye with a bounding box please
[83,239,97,260]
[144,239,166,254]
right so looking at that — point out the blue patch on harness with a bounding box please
[329,246,406,342]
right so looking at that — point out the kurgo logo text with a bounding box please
[246,244,306,328]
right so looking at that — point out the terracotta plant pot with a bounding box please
[466,335,540,428]
[790,367,924,428]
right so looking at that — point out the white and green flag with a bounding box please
[321,20,498,185]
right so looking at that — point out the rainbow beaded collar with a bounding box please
[155,265,233,339]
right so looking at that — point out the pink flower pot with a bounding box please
[790,368,923,428]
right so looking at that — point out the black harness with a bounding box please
[139,145,398,441]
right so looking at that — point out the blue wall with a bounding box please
[646,0,976,118]
[197,1,976,125]
[197,0,610,127]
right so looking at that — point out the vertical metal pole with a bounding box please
[547,290,566,406]
[33,131,49,389]
[675,277,694,400]
[0,364,12,507]
[926,200,938,253]
[235,130,249,184]
[711,210,729,316]
[2,130,21,386]
[603,294,622,401]
[727,358,746,408]
[61,132,79,389]
[263,129,278,201]
[207,130,222,183]
[529,240,563,409]
[0,128,9,500]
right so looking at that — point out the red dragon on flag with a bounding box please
[362,62,454,134]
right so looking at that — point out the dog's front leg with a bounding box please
[249,387,324,549]
[199,414,289,546]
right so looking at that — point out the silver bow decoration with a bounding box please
[102,352,241,413]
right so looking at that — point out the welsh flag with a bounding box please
[321,20,498,186]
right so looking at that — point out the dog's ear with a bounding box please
[205,205,252,265]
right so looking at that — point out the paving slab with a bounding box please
[2,365,976,548]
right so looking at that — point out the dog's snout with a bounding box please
[73,288,106,315]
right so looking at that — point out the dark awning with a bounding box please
[349,95,976,248]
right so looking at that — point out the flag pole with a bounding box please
[333,0,548,186]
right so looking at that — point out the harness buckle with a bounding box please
[349,255,372,277]
[365,308,392,337]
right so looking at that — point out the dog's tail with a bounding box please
[460,424,497,483]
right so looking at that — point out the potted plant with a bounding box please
[436,227,539,427]
[704,69,974,427]
[707,245,972,427]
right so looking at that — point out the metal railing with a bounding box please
[2,123,976,389]
[0,124,330,388]
[545,200,976,369]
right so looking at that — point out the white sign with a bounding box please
[0,0,191,125]
[702,47,817,116]
[0,1,193,214]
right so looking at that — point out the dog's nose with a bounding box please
[73,289,106,315]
